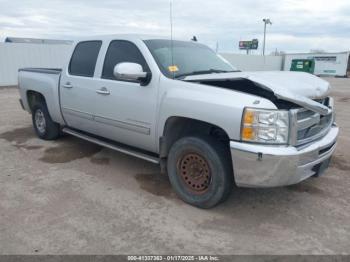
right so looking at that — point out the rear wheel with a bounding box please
[167,136,233,208]
[32,102,60,140]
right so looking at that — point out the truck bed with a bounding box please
[18,67,64,125]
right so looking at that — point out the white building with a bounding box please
[283,52,350,77]
[0,38,72,86]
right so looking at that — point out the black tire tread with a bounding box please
[31,100,60,140]
[167,135,233,208]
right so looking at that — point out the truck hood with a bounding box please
[184,71,332,115]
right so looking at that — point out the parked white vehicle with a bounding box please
[18,35,338,208]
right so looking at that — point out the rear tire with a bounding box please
[167,136,233,208]
[32,102,60,140]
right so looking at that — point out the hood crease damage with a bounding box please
[184,71,332,115]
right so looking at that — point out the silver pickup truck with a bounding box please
[18,34,338,208]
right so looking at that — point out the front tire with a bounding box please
[167,136,233,208]
[32,103,60,140]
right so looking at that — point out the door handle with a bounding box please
[96,87,110,95]
[63,82,73,89]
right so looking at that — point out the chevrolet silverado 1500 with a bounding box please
[18,35,339,208]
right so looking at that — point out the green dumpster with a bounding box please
[290,59,315,74]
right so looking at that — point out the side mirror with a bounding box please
[113,62,151,85]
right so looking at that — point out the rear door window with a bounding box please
[69,41,102,77]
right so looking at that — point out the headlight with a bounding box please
[241,108,289,144]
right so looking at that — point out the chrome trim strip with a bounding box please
[19,68,62,75]
[297,113,320,130]
[62,107,93,120]
[62,108,151,135]
[94,115,150,135]
[289,109,298,146]
[62,128,159,164]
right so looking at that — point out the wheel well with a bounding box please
[27,90,45,113]
[160,117,230,159]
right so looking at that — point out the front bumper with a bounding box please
[230,126,339,187]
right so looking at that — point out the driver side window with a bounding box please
[101,40,150,81]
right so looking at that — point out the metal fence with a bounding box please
[220,53,283,71]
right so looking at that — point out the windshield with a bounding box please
[144,39,237,79]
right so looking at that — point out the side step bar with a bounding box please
[62,127,160,164]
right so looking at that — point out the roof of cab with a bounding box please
[73,34,171,43]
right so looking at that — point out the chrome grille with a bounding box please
[290,97,334,146]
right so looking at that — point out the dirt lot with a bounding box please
[0,78,349,255]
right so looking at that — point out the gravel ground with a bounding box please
[0,78,349,255]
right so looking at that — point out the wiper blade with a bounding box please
[175,69,235,79]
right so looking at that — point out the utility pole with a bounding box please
[262,18,272,56]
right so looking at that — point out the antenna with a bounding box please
[170,0,175,78]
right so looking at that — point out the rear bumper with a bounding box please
[230,126,339,187]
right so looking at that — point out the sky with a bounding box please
[0,0,349,54]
